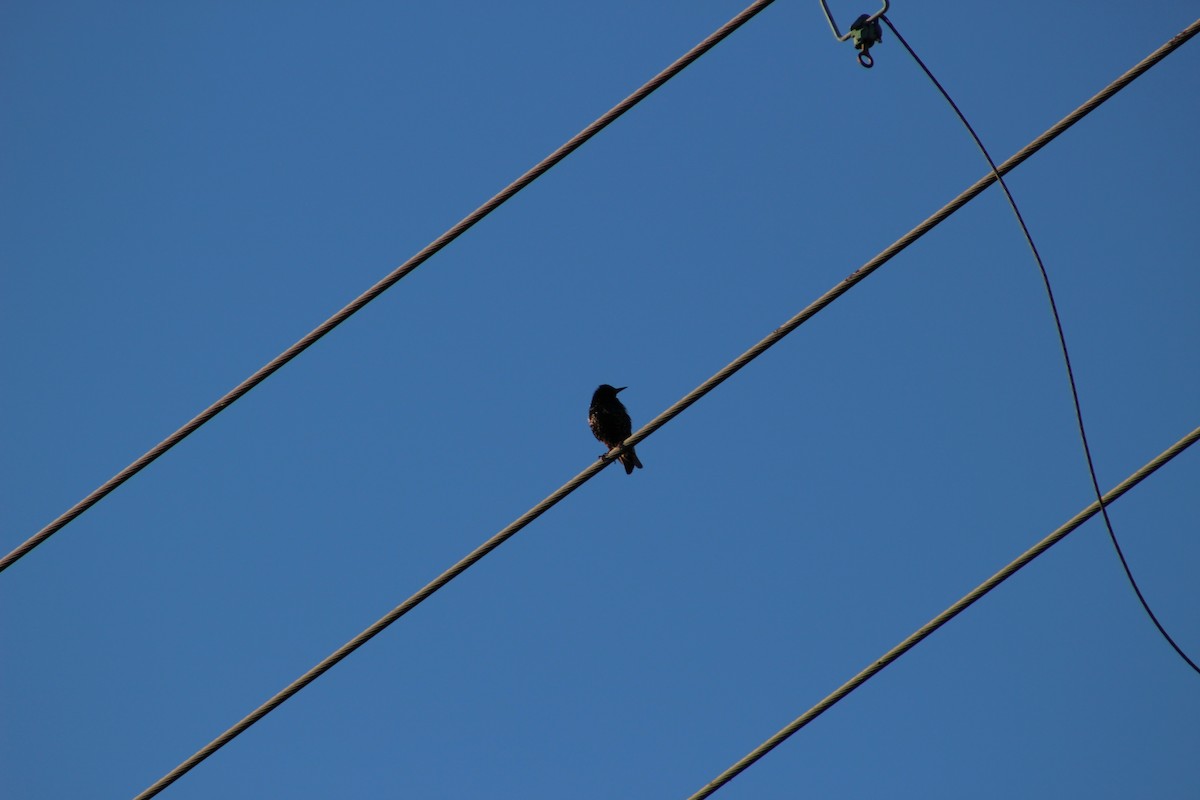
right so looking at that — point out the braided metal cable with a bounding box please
[612,18,1200,462]
[687,423,1200,800]
[132,18,1199,797]
[2,0,779,575]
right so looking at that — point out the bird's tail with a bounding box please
[620,447,643,475]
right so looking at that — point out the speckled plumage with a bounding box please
[588,384,643,475]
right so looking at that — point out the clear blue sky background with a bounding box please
[3,2,1198,798]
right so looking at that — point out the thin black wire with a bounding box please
[881,14,1199,676]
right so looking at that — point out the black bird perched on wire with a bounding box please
[589,384,643,475]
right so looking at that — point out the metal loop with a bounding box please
[858,50,874,68]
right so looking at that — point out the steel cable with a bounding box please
[1,0,779,575]
[686,422,1200,800]
[684,14,1200,797]
[130,18,1200,797]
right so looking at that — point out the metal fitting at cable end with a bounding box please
[850,13,884,68]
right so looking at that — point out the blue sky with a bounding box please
[2,2,1198,798]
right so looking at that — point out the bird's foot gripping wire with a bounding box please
[850,13,884,68]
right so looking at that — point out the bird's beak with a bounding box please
[615,386,627,393]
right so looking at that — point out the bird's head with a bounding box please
[594,384,626,399]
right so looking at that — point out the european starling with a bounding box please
[589,384,643,475]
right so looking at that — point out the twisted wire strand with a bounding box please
[686,16,1200,798]
[131,19,1200,797]
[1,0,779,575]
[687,423,1200,800]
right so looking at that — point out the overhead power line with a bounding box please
[685,422,1200,800]
[881,12,1199,674]
[130,20,1199,798]
[0,0,779,576]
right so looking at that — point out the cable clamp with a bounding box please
[818,1,888,68]
[849,14,884,68]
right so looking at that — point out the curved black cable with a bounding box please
[881,14,1198,676]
